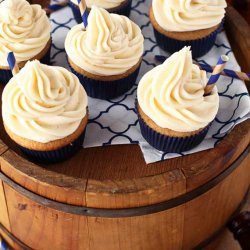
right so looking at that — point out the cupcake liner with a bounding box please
[19,130,86,164]
[40,42,52,65]
[68,59,141,100]
[0,68,12,85]
[111,0,132,17]
[69,0,132,24]
[0,43,51,85]
[135,101,211,153]
[153,21,224,58]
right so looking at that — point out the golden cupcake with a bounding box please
[137,47,219,152]
[2,60,88,163]
[0,0,51,84]
[149,0,227,58]
[65,6,144,99]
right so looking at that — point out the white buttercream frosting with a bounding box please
[137,47,219,132]
[2,60,88,143]
[65,6,144,76]
[71,0,125,9]
[0,0,51,67]
[152,0,227,32]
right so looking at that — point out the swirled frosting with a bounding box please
[71,0,125,9]
[0,0,51,67]
[65,6,144,76]
[137,47,219,132]
[152,0,227,32]
[2,60,88,143]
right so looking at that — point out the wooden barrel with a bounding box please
[0,6,249,250]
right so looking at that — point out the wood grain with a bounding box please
[0,181,10,231]
[181,120,250,192]
[0,150,87,206]
[225,6,250,73]
[0,140,8,157]
[1,153,249,250]
[3,184,90,250]
[183,153,250,249]
[86,206,185,250]
[0,223,29,250]
[86,169,186,208]
[3,180,185,250]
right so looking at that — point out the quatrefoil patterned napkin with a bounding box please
[50,0,250,164]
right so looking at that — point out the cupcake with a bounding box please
[149,0,227,58]
[65,6,144,100]
[0,0,51,85]
[136,47,219,153]
[69,0,132,23]
[2,60,88,163]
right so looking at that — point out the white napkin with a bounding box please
[50,0,250,164]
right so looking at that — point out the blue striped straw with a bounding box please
[204,55,229,95]
[44,0,68,15]
[7,52,19,75]
[77,0,88,27]
[197,64,250,82]
[155,55,250,82]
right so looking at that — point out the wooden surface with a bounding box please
[0,152,249,250]
[183,153,250,249]
[205,191,250,250]
[225,6,250,73]
[0,181,10,231]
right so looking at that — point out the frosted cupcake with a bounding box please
[136,47,219,153]
[0,0,51,85]
[65,6,144,100]
[2,60,88,163]
[69,0,132,23]
[149,0,227,58]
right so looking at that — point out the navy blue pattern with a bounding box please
[50,0,250,164]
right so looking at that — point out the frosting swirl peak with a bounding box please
[65,6,144,76]
[137,47,219,132]
[0,0,51,66]
[71,0,125,9]
[152,0,227,32]
[2,60,88,143]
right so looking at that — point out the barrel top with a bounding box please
[0,6,249,209]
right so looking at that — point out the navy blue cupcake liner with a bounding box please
[135,101,211,153]
[0,42,51,85]
[19,130,86,164]
[68,59,141,100]
[152,21,224,58]
[0,68,12,86]
[69,0,132,24]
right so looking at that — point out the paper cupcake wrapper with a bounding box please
[153,21,224,58]
[0,69,12,86]
[0,43,51,85]
[19,130,86,164]
[68,59,141,100]
[69,0,132,24]
[135,101,211,153]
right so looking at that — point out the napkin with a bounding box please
[50,0,250,164]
